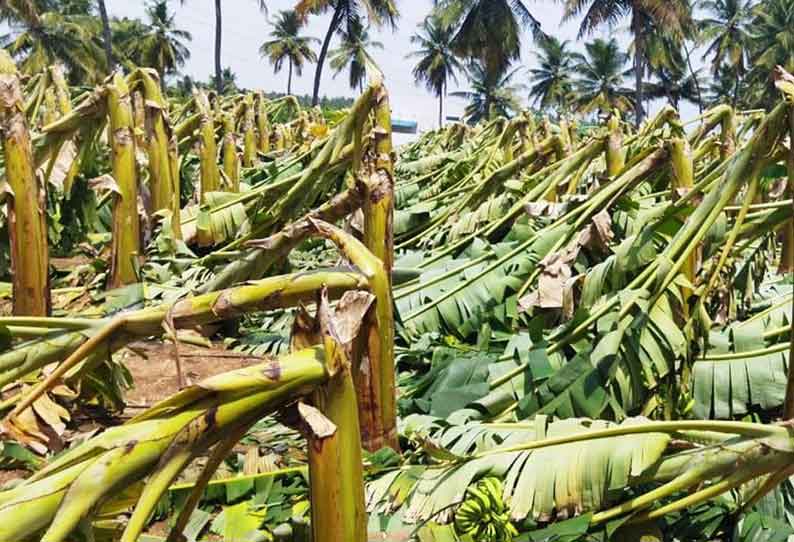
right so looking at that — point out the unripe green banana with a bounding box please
[467,487,494,511]
[454,477,516,542]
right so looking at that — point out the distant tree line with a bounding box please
[0,0,791,124]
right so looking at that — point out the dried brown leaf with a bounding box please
[298,401,337,440]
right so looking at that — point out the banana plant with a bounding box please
[367,414,794,539]
[0,50,50,316]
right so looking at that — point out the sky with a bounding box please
[106,1,702,139]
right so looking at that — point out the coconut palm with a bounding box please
[0,0,42,27]
[562,0,693,126]
[121,1,191,86]
[744,0,794,108]
[408,14,462,128]
[112,16,148,63]
[329,15,383,92]
[643,65,702,109]
[177,0,267,94]
[700,0,753,74]
[433,0,543,77]
[210,66,238,94]
[699,0,752,106]
[3,8,105,83]
[451,61,524,124]
[643,24,704,111]
[706,64,749,107]
[528,36,577,115]
[97,0,113,71]
[260,10,318,95]
[572,37,634,116]
[295,0,398,106]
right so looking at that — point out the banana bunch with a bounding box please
[454,477,518,542]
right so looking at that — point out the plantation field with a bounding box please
[1,50,794,542]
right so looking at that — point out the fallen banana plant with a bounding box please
[4,51,794,542]
[368,415,794,538]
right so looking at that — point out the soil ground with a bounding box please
[122,341,269,407]
[0,342,269,487]
[124,342,287,541]
[0,340,300,540]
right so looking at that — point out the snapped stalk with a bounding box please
[107,72,142,288]
[0,50,50,316]
[359,82,399,451]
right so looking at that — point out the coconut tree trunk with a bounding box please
[682,41,703,114]
[0,51,50,316]
[631,11,644,127]
[214,0,223,94]
[312,5,343,106]
[97,0,114,72]
[438,89,443,129]
[287,58,293,95]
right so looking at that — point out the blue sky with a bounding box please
[106,1,701,135]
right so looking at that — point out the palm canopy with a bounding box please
[42,0,93,13]
[748,0,794,76]
[738,0,794,108]
[408,14,461,99]
[643,22,687,74]
[563,0,692,40]
[434,0,543,76]
[408,14,461,127]
[0,0,40,25]
[2,0,105,83]
[640,21,704,110]
[260,9,318,93]
[329,15,383,91]
[562,0,692,125]
[572,37,634,116]
[121,0,191,83]
[706,63,749,106]
[112,16,149,63]
[528,35,577,114]
[643,64,702,109]
[295,0,398,105]
[295,0,398,29]
[699,0,753,76]
[451,61,525,124]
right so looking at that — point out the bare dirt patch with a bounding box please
[122,341,271,407]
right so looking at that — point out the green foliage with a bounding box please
[367,416,671,523]
[260,10,318,94]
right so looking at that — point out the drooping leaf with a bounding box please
[368,417,670,524]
